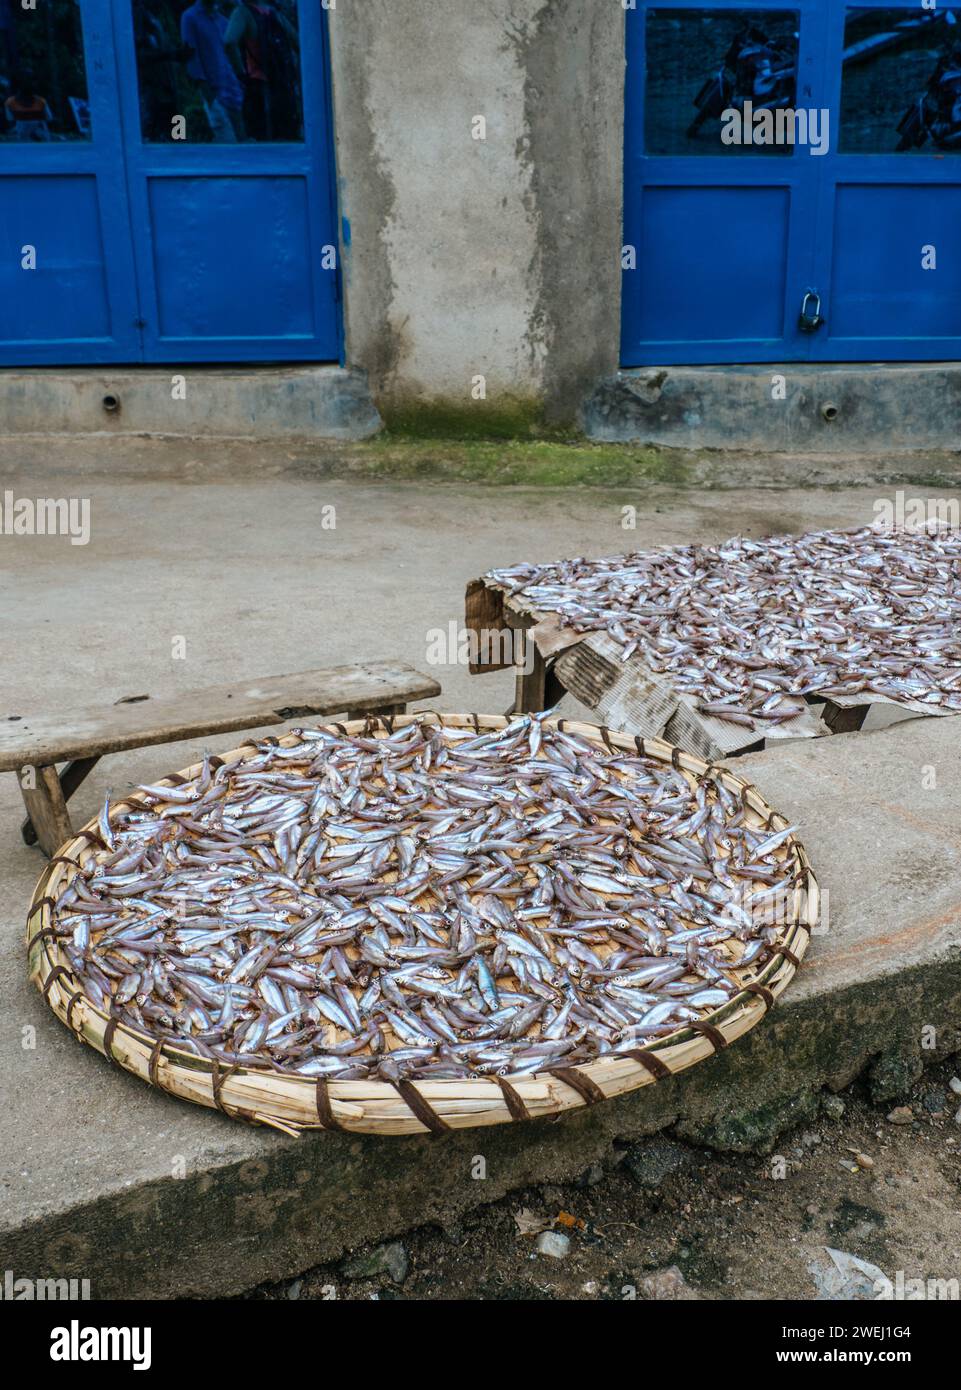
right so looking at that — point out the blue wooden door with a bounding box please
[622,1,961,364]
[0,0,142,363]
[0,0,340,366]
[810,1,961,361]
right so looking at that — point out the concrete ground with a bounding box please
[3,434,961,1298]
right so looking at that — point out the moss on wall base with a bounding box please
[378,396,552,441]
[361,434,685,487]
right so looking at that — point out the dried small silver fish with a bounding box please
[50,718,801,1079]
[485,524,961,730]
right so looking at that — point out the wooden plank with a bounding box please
[528,612,584,659]
[0,664,441,772]
[19,765,73,857]
[464,578,512,673]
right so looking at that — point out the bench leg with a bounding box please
[19,764,76,857]
[346,702,407,721]
[21,756,100,848]
[509,632,548,715]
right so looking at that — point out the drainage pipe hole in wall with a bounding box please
[102,394,121,414]
[821,403,839,423]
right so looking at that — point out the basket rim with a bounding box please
[27,712,817,1135]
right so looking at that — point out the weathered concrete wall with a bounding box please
[0,367,381,440]
[329,0,625,427]
[583,363,961,452]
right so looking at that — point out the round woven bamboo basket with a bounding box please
[27,713,817,1137]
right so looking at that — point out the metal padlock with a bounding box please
[799,289,824,333]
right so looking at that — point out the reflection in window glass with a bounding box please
[0,0,90,141]
[841,6,961,153]
[645,8,799,155]
[133,0,303,143]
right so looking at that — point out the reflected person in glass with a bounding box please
[180,0,245,141]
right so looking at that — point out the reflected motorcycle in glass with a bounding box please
[896,37,961,150]
[686,24,798,139]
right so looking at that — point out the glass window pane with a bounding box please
[0,0,91,141]
[133,0,304,143]
[841,6,961,153]
[644,8,800,156]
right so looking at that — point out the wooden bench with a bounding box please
[2,662,441,856]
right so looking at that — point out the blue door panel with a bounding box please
[0,0,142,364]
[829,184,961,342]
[622,0,823,365]
[0,176,112,341]
[148,176,316,341]
[632,184,791,343]
[0,0,340,366]
[111,0,340,364]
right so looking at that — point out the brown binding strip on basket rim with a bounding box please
[26,714,818,1137]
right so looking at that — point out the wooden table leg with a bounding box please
[19,765,75,857]
[21,756,100,847]
[511,631,548,714]
[544,663,566,710]
[822,702,868,735]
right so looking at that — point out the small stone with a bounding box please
[886,1106,913,1126]
[855,1153,875,1170]
[949,1077,961,1096]
[638,1265,688,1300]
[923,1087,947,1114]
[624,1138,693,1188]
[839,1159,859,1173]
[805,1203,819,1216]
[534,1231,570,1260]
[822,1095,845,1121]
[286,1278,303,1300]
[343,1241,409,1284]
[955,1105,961,1128]
[581,1280,599,1295]
[800,1131,822,1149]
[577,1162,605,1188]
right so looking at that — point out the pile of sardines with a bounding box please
[486,525,961,730]
[50,716,797,1081]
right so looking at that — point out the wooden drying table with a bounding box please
[465,575,934,761]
